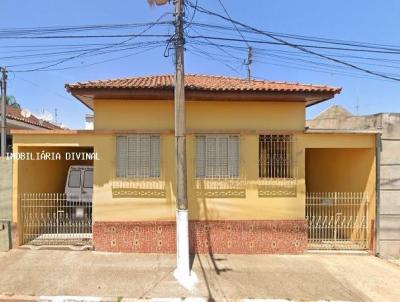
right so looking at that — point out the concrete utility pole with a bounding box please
[173,0,190,279]
[147,0,191,280]
[0,67,7,157]
[245,46,253,81]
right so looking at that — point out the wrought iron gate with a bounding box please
[20,193,92,246]
[306,192,369,250]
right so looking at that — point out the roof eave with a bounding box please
[67,87,340,110]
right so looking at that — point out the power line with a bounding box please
[216,0,252,79]
[190,40,400,73]
[186,44,391,81]
[189,39,400,66]
[187,27,242,61]
[9,13,172,72]
[7,41,167,68]
[186,2,400,82]
[5,19,400,53]
[186,35,400,55]
[0,43,122,49]
[216,0,250,48]
[10,43,166,72]
[183,0,198,30]
[14,74,76,103]
[190,22,400,52]
[31,44,165,72]
[0,33,171,39]
[0,21,173,36]
[1,40,165,61]
[187,45,242,75]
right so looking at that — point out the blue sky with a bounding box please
[2,0,400,129]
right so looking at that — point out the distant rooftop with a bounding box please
[307,105,400,133]
[4,105,62,130]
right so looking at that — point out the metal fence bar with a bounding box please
[259,134,296,179]
[306,192,369,250]
[20,193,92,246]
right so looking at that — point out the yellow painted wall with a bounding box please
[305,147,376,245]
[300,133,376,221]
[12,96,376,237]
[91,99,307,221]
[187,134,304,220]
[13,131,376,224]
[16,146,92,194]
[305,148,375,193]
[94,100,306,131]
[305,147,376,224]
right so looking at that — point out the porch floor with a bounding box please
[308,240,367,250]
[23,233,92,246]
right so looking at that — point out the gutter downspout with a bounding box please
[375,132,382,257]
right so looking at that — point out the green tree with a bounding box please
[6,95,21,109]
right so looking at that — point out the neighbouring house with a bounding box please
[0,104,61,154]
[308,105,400,258]
[11,74,378,254]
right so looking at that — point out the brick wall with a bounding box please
[93,220,307,254]
[11,222,19,248]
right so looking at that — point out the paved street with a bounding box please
[0,249,399,301]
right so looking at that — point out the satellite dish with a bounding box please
[21,108,32,118]
[36,110,53,122]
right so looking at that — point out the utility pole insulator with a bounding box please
[245,46,253,81]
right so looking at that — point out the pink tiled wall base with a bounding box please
[93,220,307,254]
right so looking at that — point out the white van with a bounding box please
[65,165,93,218]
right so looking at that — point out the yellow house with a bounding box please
[11,74,377,254]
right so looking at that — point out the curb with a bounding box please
[0,295,352,302]
[0,296,208,302]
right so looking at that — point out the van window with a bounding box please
[83,170,93,188]
[68,170,81,188]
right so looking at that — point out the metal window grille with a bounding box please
[116,134,160,178]
[196,135,240,179]
[259,134,294,179]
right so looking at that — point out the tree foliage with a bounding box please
[6,95,21,109]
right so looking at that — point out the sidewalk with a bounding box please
[0,249,399,301]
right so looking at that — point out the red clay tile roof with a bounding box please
[66,74,341,94]
[5,105,62,130]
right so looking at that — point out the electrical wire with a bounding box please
[32,44,165,72]
[186,2,400,81]
[189,39,400,66]
[187,35,400,55]
[216,0,250,49]
[7,41,167,68]
[187,46,242,76]
[190,22,400,52]
[9,13,173,72]
[0,21,173,37]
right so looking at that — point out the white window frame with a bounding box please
[116,134,161,179]
[195,134,240,179]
